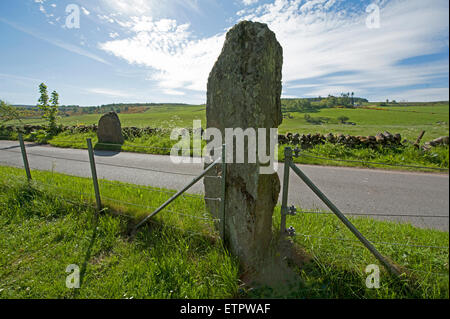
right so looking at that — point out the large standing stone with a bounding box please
[204,21,283,273]
[97,112,124,144]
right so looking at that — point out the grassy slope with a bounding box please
[0,166,448,298]
[280,104,449,140]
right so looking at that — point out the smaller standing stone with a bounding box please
[97,111,124,144]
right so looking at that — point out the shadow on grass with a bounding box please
[241,237,433,299]
[72,211,100,298]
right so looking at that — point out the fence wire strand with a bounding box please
[295,232,449,250]
[0,148,216,177]
[297,209,449,219]
[144,217,220,239]
[2,141,449,282]
[100,195,219,222]
[297,152,448,171]
[98,179,221,201]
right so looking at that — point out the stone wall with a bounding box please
[279,131,404,149]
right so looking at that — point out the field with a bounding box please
[2,103,448,173]
[280,104,449,141]
[10,103,449,141]
[0,166,448,298]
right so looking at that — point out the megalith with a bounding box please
[97,111,124,144]
[204,21,283,272]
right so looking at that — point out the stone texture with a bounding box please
[97,112,124,144]
[423,136,449,150]
[204,21,282,272]
[276,132,405,149]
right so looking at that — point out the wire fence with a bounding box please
[280,146,449,279]
[0,137,448,282]
[297,209,449,219]
[2,135,448,171]
[300,239,449,278]
[0,147,226,181]
[293,231,448,250]
[0,136,226,241]
[297,151,448,171]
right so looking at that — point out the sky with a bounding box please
[0,0,448,106]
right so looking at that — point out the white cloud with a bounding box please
[242,0,259,6]
[98,0,202,17]
[86,88,132,97]
[163,89,186,96]
[81,7,90,16]
[99,16,224,93]
[239,0,449,99]
[98,0,448,100]
[389,88,449,102]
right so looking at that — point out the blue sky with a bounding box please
[0,0,448,106]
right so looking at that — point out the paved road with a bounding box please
[0,140,448,231]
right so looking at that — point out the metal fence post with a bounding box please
[220,144,227,242]
[134,156,222,231]
[280,147,292,236]
[288,160,402,277]
[18,133,32,181]
[86,138,102,212]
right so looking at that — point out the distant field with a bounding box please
[279,104,449,140]
[9,103,449,141]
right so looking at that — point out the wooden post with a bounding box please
[414,130,426,148]
[18,133,32,181]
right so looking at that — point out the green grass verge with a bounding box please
[284,143,449,172]
[2,130,447,173]
[0,166,448,298]
[47,131,450,172]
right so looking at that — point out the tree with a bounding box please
[37,83,59,134]
[49,90,59,133]
[304,114,311,122]
[0,100,22,123]
[326,95,337,107]
[337,116,349,124]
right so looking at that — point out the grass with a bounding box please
[7,103,449,141]
[280,104,449,141]
[2,103,448,172]
[1,129,447,172]
[284,143,449,172]
[32,131,450,172]
[0,166,239,299]
[0,165,448,299]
